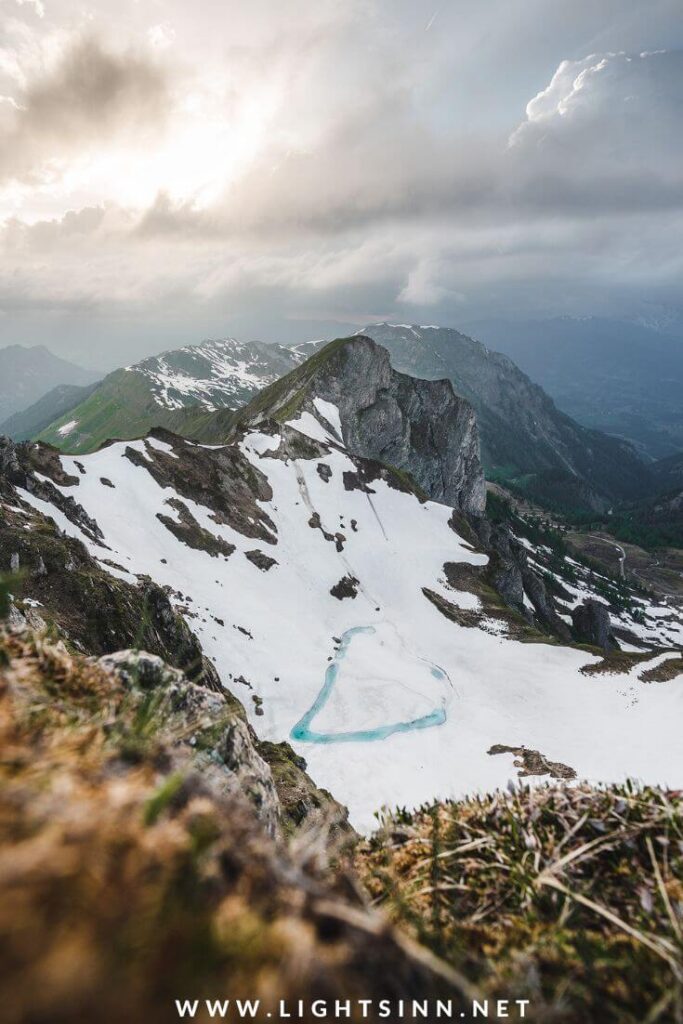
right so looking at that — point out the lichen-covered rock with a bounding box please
[97,648,185,690]
[258,739,354,840]
[98,648,280,831]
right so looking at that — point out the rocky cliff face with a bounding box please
[359,323,650,512]
[235,336,486,516]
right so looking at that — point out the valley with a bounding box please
[489,480,683,603]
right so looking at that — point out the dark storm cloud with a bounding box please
[0,34,170,184]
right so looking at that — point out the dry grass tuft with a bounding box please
[359,783,683,1023]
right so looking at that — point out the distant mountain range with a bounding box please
[3,324,682,517]
[464,317,683,460]
[33,338,304,454]
[0,382,100,441]
[0,345,98,426]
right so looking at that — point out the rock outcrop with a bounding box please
[0,628,462,1024]
[572,598,618,652]
[98,649,280,832]
[472,516,572,641]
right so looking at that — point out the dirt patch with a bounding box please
[488,743,576,780]
[447,510,482,549]
[271,426,330,462]
[124,431,278,545]
[317,462,332,482]
[156,498,235,559]
[422,588,485,629]
[26,444,80,487]
[435,567,547,642]
[343,458,427,500]
[639,656,683,683]
[343,468,375,494]
[580,649,655,676]
[308,511,345,551]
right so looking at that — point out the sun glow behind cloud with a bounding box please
[66,85,281,214]
[0,45,286,221]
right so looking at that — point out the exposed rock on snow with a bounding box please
[572,598,618,652]
[488,744,577,780]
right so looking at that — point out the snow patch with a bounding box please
[312,398,343,440]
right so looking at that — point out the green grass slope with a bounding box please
[36,369,172,454]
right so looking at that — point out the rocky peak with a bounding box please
[237,335,486,516]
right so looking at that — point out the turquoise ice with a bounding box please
[291,625,448,744]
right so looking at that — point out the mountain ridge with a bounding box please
[465,316,683,459]
[178,335,486,515]
[358,322,652,512]
[35,337,305,454]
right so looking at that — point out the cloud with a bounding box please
[133,48,683,247]
[508,50,683,210]
[0,33,170,185]
[15,0,45,19]
[2,0,683,358]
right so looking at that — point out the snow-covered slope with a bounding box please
[130,338,303,411]
[11,408,683,830]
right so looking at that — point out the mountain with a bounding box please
[36,326,652,517]
[3,337,681,832]
[0,344,98,424]
[357,323,650,512]
[464,316,683,459]
[36,337,304,454]
[189,334,486,515]
[597,449,683,550]
[652,450,683,493]
[0,381,100,441]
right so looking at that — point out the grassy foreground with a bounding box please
[359,785,683,1022]
[0,627,466,1024]
[1,618,682,1022]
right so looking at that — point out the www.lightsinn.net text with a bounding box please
[175,998,531,1020]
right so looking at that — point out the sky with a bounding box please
[1,0,682,369]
